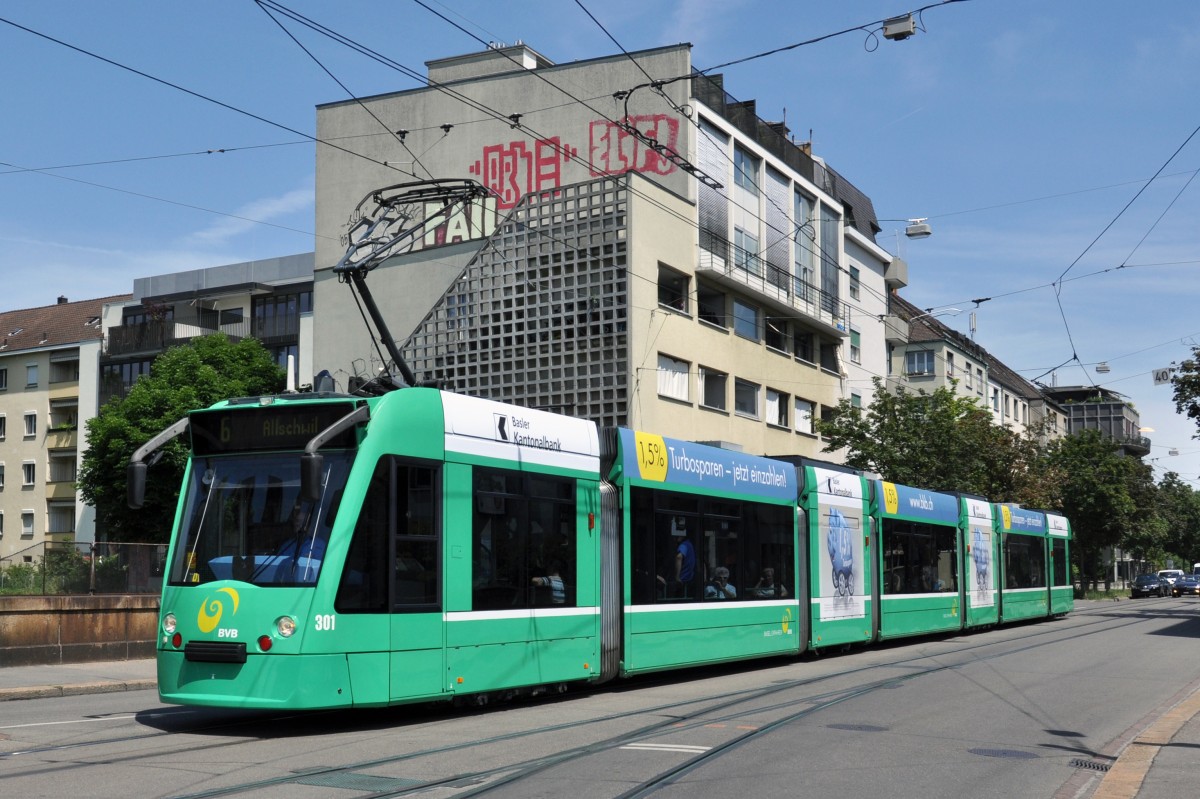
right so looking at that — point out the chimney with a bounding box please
[57,295,68,304]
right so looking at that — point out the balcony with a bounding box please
[1121,436,1152,457]
[883,314,909,345]
[106,318,253,356]
[697,229,849,337]
[46,480,78,501]
[46,428,78,449]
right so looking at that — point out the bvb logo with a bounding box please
[197,587,240,633]
[781,607,793,635]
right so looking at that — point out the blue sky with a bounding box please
[3,0,1200,485]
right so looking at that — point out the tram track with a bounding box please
[159,602,1159,799]
[0,600,1175,799]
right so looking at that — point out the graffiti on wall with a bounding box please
[468,114,681,210]
[588,114,681,178]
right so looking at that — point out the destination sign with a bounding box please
[190,403,362,456]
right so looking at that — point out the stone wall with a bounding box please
[0,595,159,667]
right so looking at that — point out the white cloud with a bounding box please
[185,184,314,246]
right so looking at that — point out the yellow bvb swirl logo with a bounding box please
[781,607,793,635]
[197,587,240,633]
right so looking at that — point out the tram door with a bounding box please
[386,459,445,701]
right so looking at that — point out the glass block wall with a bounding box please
[402,177,631,428]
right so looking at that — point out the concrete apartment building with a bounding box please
[313,42,895,456]
[98,254,316,408]
[885,293,1066,440]
[0,295,128,561]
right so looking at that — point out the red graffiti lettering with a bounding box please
[589,114,680,177]
[470,137,576,209]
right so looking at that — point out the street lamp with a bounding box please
[905,218,932,239]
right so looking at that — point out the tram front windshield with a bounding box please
[167,452,353,587]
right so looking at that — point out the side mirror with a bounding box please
[127,462,148,509]
[300,452,324,502]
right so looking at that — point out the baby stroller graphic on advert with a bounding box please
[971,526,990,592]
[827,508,854,597]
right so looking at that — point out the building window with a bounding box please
[851,393,862,409]
[734,379,760,418]
[697,284,726,328]
[24,412,36,438]
[820,340,840,373]
[946,352,955,379]
[22,462,35,487]
[1004,394,1011,417]
[657,354,690,402]
[976,367,984,395]
[21,511,34,537]
[794,192,816,299]
[733,299,760,341]
[734,146,759,194]
[252,290,312,339]
[849,266,860,300]
[766,388,789,428]
[795,398,814,435]
[0,367,7,391]
[794,331,814,364]
[906,350,934,376]
[849,329,861,364]
[26,364,38,388]
[765,318,787,353]
[657,263,688,313]
[734,227,760,275]
[700,368,727,411]
[0,414,5,441]
[991,387,999,411]
[964,361,973,389]
[0,511,4,537]
[0,463,5,489]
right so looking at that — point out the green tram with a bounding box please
[134,389,1072,711]
[996,504,1075,622]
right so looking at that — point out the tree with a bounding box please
[814,378,1052,502]
[1155,472,1200,566]
[1046,430,1156,589]
[1171,349,1200,436]
[79,334,285,543]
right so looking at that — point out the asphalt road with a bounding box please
[1,596,1197,799]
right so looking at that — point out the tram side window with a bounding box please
[1004,534,1046,589]
[393,463,439,611]
[881,520,958,594]
[1051,538,1069,587]
[336,461,390,612]
[472,466,576,610]
[628,486,795,604]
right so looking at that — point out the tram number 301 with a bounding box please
[314,614,337,631]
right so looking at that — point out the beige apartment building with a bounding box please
[313,42,897,457]
[0,295,128,562]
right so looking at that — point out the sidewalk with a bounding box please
[0,657,157,702]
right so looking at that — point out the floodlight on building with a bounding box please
[905,218,932,239]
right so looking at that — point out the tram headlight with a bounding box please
[163,613,177,635]
[276,616,296,638]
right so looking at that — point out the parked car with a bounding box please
[1158,569,1185,586]
[1171,575,1200,597]
[1131,573,1169,598]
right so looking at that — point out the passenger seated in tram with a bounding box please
[531,561,566,604]
[705,566,737,600]
[749,567,786,598]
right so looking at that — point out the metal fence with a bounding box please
[0,541,166,596]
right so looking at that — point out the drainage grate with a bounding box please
[1069,758,1112,772]
[968,748,1038,760]
[296,773,424,791]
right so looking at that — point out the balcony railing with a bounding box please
[106,318,254,355]
[698,229,848,332]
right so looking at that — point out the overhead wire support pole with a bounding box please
[332,179,492,390]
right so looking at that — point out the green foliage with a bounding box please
[814,377,1052,502]
[79,334,285,544]
[1046,429,1157,586]
[1171,349,1200,435]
